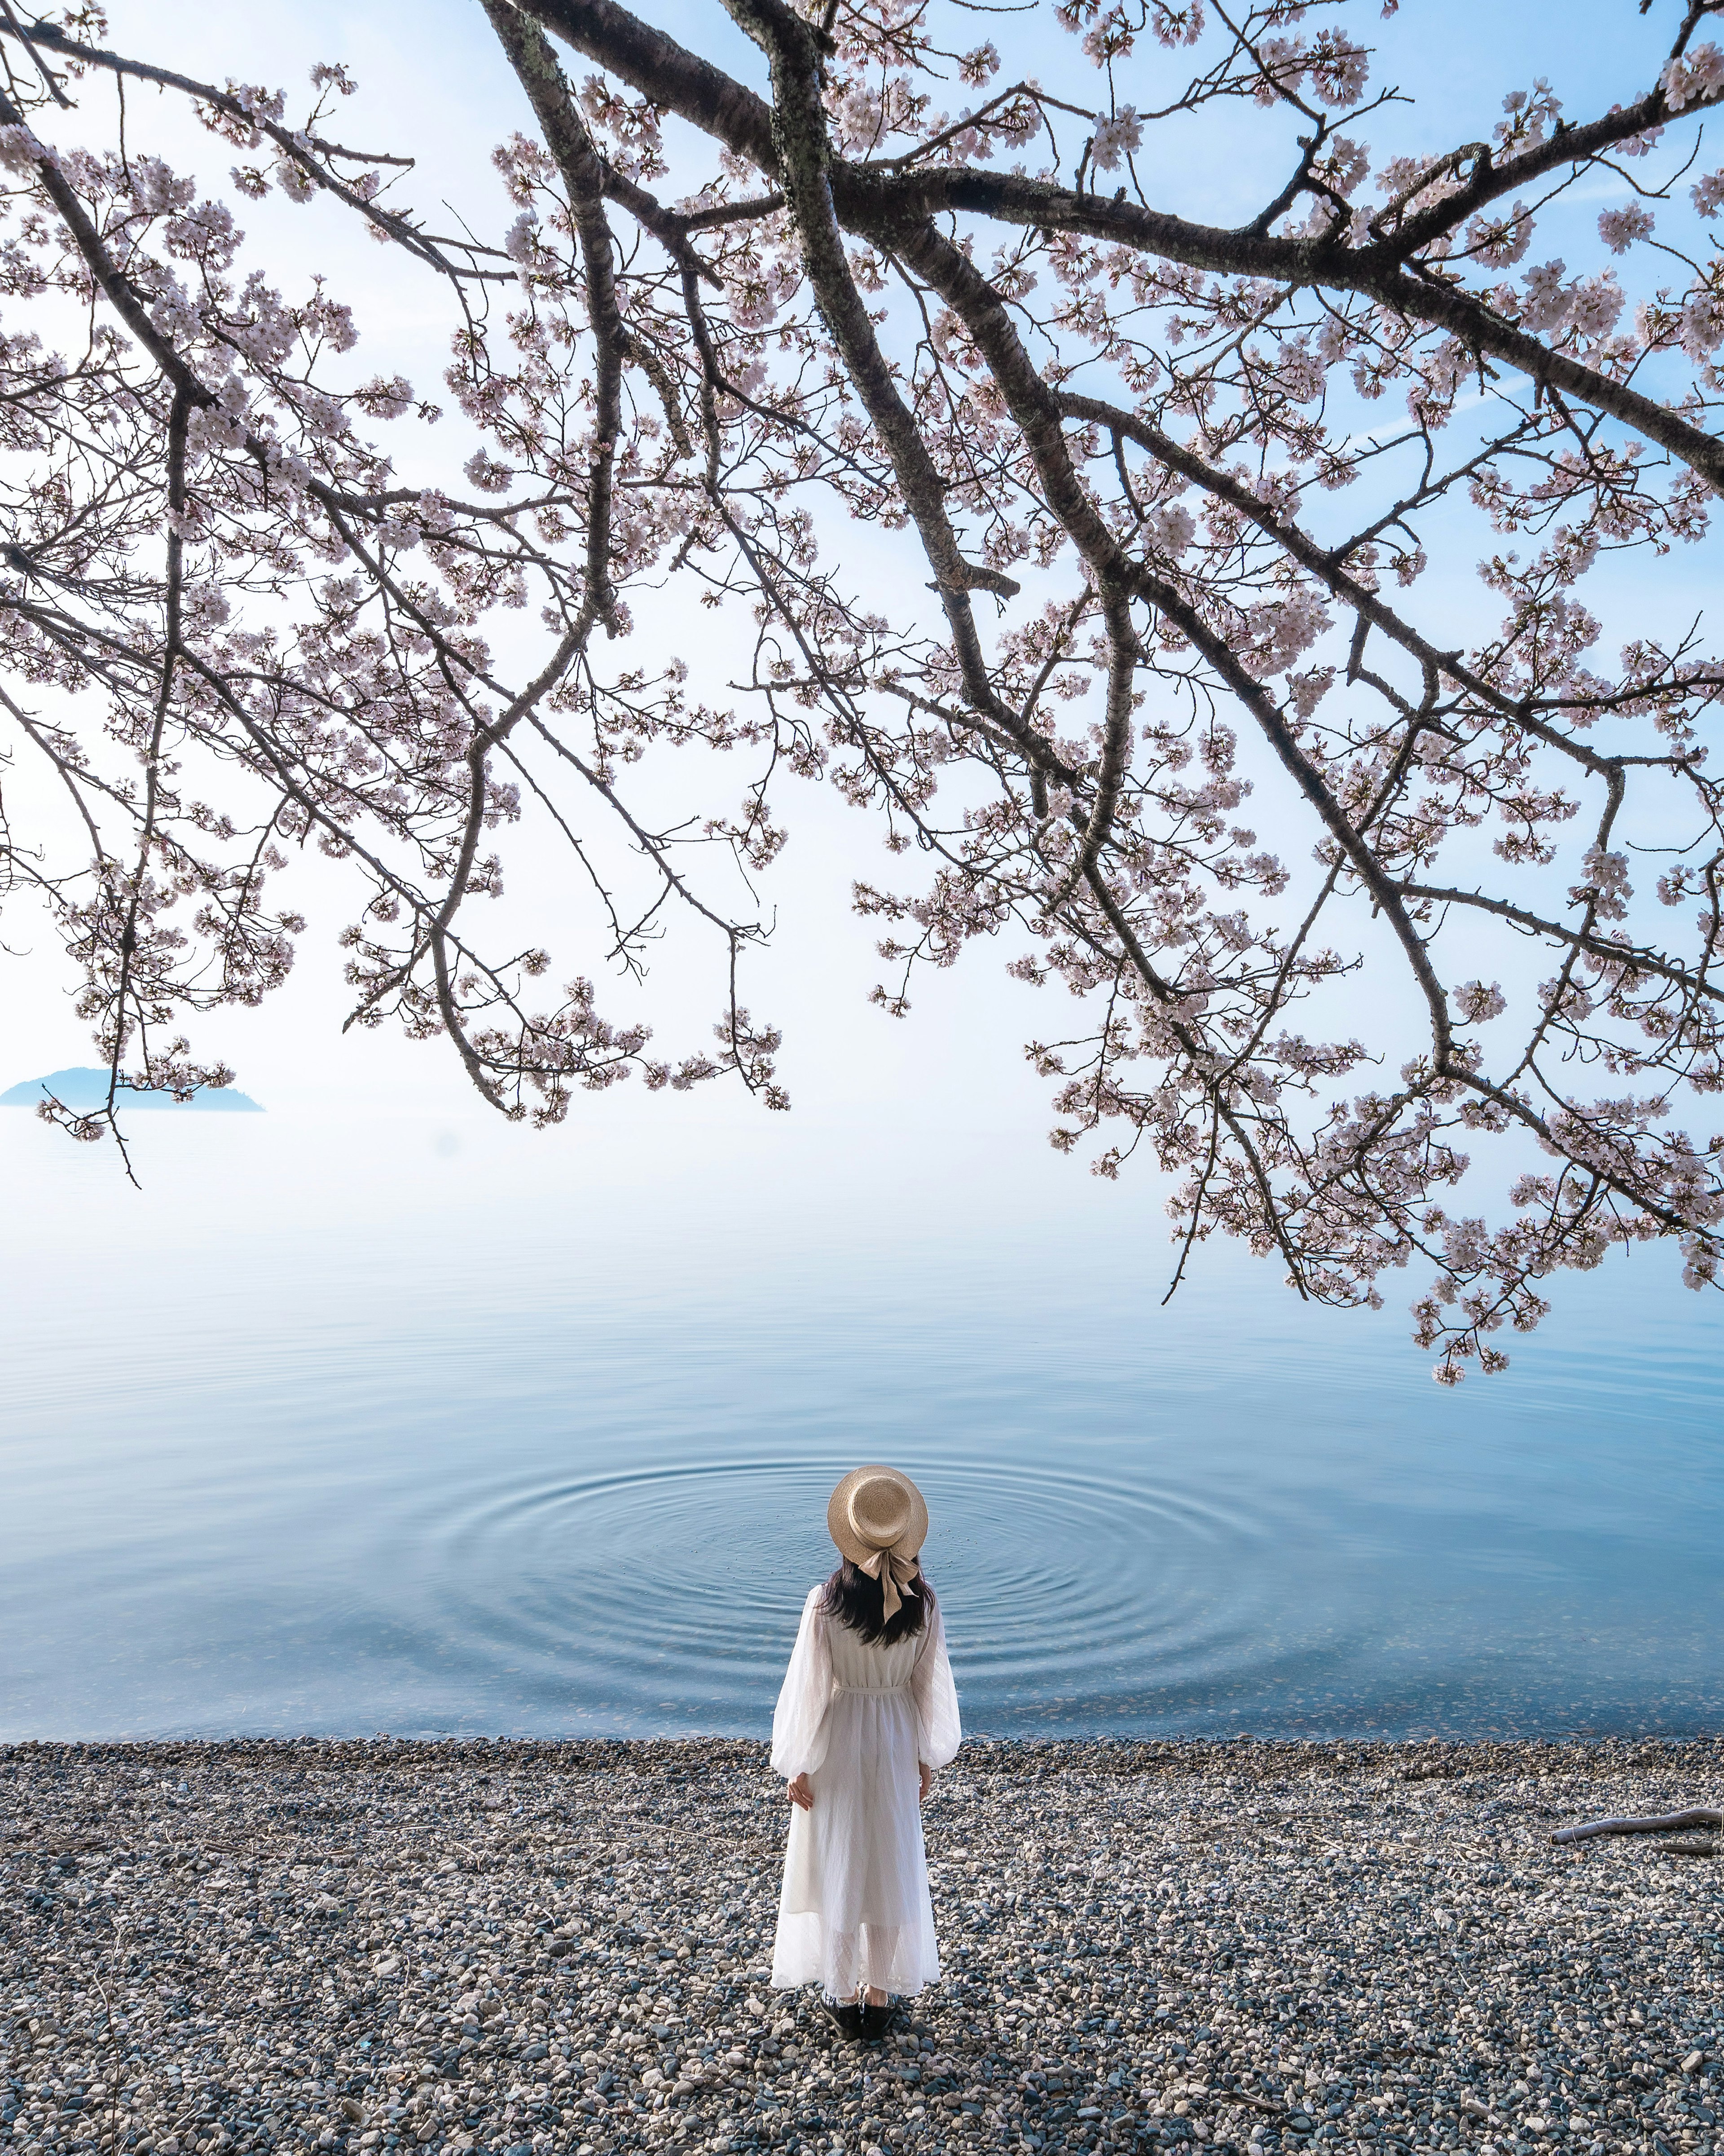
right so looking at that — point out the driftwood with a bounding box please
[1552,1809,1722,1850]
[1228,2093,1287,2118]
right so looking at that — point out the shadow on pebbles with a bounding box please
[3,1739,1722,2156]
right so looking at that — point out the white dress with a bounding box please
[769,1585,962,2001]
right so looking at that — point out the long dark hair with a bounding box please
[822,1558,932,1647]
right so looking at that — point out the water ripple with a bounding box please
[401,1456,1288,1721]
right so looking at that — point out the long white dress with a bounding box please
[769,1584,962,2001]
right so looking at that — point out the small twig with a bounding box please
[0,0,70,103]
[91,1936,128,2155]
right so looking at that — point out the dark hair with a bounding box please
[821,1559,932,1647]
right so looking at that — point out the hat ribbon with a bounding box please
[856,1546,920,1622]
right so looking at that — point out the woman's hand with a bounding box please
[919,1761,934,1804]
[786,1773,814,1811]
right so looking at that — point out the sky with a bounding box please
[5,0,1721,1171]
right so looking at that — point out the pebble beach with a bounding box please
[4,1740,1721,2156]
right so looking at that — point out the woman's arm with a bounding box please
[910,1598,962,1773]
[770,1588,835,1784]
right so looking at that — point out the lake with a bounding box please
[4,1102,1721,1742]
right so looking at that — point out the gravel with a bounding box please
[3,1738,1722,2156]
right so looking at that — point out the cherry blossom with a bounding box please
[1089,108,1143,170]
[1599,203,1656,253]
[1,0,1723,1377]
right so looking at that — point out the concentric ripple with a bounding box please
[400,1455,1295,1732]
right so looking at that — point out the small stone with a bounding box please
[1682,2053,1706,2076]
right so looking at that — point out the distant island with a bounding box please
[0,1066,264,1112]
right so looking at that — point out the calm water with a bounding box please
[3,1105,1721,1742]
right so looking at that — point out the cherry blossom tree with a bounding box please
[2,0,1723,1376]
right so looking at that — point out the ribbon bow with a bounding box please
[857,1546,921,1622]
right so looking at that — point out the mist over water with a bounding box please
[3,1104,1720,1742]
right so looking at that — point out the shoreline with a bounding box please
[4,1739,1721,2156]
[5,1735,1723,1759]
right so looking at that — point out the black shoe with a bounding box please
[818,1997,864,2043]
[858,2000,897,2042]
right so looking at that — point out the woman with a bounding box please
[769,1464,962,2041]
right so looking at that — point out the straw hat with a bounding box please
[827,1465,929,1620]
